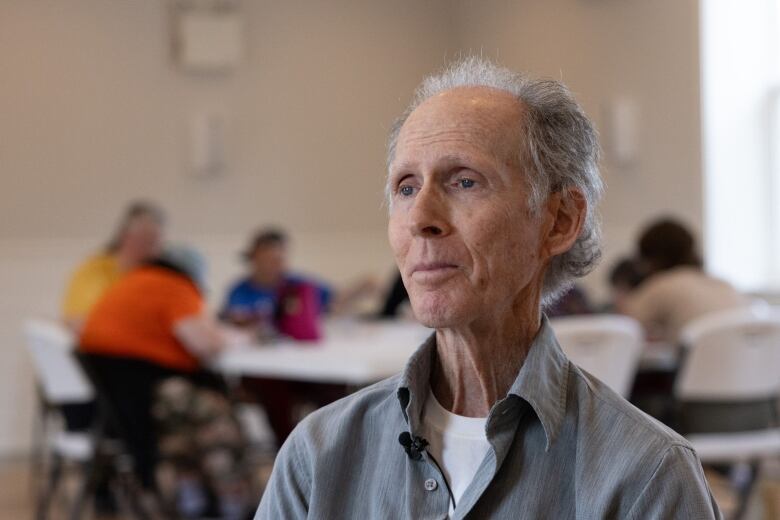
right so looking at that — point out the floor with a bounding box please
[0,454,274,520]
[0,457,37,520]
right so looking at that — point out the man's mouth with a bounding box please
[410,262,460,283]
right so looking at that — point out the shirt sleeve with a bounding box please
[255,433,311,519]
[62,258,111,320]
[627,445,722,519]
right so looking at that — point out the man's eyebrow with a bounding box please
[388,160,417,175]
[436,154,471,166]
[391,154,475,172]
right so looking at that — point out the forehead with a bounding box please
[393,86,526,168]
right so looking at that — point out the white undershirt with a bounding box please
[421,389,491,516]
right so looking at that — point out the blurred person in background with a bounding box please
[61,201,165,332]
[220,228,333,341]
[78,245,255,519]
[221,227,379,339]
[376,271,410,318]
[544,284,593,317]
[603,256,646,312]
[221,228,377,445]
[619,217,748,342]
[621,221,771,440]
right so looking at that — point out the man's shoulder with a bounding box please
[568,365,691,457]
[301,375,401,430]
[259,375,411,517]
[286,375,404,458]
[563,365,713,514]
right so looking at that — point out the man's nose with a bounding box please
[409,185,450,237]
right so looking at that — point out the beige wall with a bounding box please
[1,0,456,240]
[0,0,453,454]
[451,0,703,298]
[0,1,703,453]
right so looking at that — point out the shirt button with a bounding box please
[424,478,438,491]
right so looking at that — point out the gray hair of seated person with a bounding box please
[158,244,208,293]
[106,200,166,253]
[385,56,604,305]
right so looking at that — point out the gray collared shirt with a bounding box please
[256,319,721,519]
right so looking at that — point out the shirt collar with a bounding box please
[396,332,436,433]
[396,315,569,450]
[506,316,569,450]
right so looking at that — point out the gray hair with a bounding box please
[159,244,208,293]
[106,200,166,253]
[386,57,603,305]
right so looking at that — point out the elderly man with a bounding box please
[256,58,720,519]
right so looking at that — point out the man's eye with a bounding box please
[459,178,476,189]
[399,185,415,196]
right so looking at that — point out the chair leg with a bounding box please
[36,452,62,520]
[68,459,97,520]
[29,408,45,501]
[732,461,759,520]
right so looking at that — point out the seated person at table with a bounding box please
[62,201,165,333]
[222,229,371,444]
[221,228,377,339]
[544,284,593,317]
[79,245,254,518]
[376,271,410,318]
[603,256,646,312]
[620,217,748,342]
[221,229,333,340]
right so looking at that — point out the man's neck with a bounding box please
[430,301,542,418]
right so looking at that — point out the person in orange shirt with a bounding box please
[80,246,217,372]
[62,201,165,332]
[79,246,253,518]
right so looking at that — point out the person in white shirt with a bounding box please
[621,218,748,342]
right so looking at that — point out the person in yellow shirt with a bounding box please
[61,201,165,331]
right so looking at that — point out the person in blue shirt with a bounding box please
[221,228,351,444]
[220,228,333,340]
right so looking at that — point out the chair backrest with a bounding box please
[550,315,643,397]
[676,308,780,401]
[24,319,94,404]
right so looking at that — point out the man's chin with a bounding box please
[410,303,464,330]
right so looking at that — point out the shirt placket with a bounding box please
[450,398,527,519]
[402,449,451,520]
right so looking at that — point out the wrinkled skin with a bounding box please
[387,87,585,416]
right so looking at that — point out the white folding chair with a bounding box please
[24,319,95,519]
[676,308,780,519]
[25,319,93,405]
[550,314,643,398]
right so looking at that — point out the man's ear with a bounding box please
[542,188,587,258]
